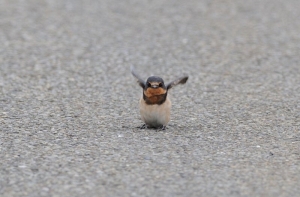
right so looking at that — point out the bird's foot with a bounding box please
[159,125,167,130]
[139,124,147,129]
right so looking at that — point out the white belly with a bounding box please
[139,97,171,127]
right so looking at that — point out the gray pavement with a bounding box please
[1,0,300,196]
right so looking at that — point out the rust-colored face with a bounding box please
[143,76,167,105]
[144,77,167,97]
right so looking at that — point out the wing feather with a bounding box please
[166,75,188,90]
[131,66,146,88]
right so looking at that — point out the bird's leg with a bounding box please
[159,125,166,130]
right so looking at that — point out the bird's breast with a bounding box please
[139,96,171,127]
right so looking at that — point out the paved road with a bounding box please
[1,0,299,196]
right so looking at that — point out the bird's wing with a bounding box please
[131,66,146,88]
[166,75,188,90]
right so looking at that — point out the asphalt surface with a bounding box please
[1,0,300,196]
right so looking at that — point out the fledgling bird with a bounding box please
[131,67,188,130]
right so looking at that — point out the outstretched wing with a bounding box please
[131,66,146,88]
[167,75,188,90]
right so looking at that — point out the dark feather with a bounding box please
[131,66,146,88]
[167,75,188,90]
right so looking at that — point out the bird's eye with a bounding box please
[147,82,151,87]
[159,83,162,87]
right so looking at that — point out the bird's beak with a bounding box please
[151,85,158,88]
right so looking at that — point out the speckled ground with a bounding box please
[0,0,300,196]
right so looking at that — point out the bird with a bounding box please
[131,67,188,130]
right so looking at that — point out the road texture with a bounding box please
[0,0,300,196]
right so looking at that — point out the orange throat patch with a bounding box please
[143,87,167,105]
[144,87,166,97]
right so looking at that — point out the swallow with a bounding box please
[131,67,188,130]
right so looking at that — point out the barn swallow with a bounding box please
[131,67,188,130]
